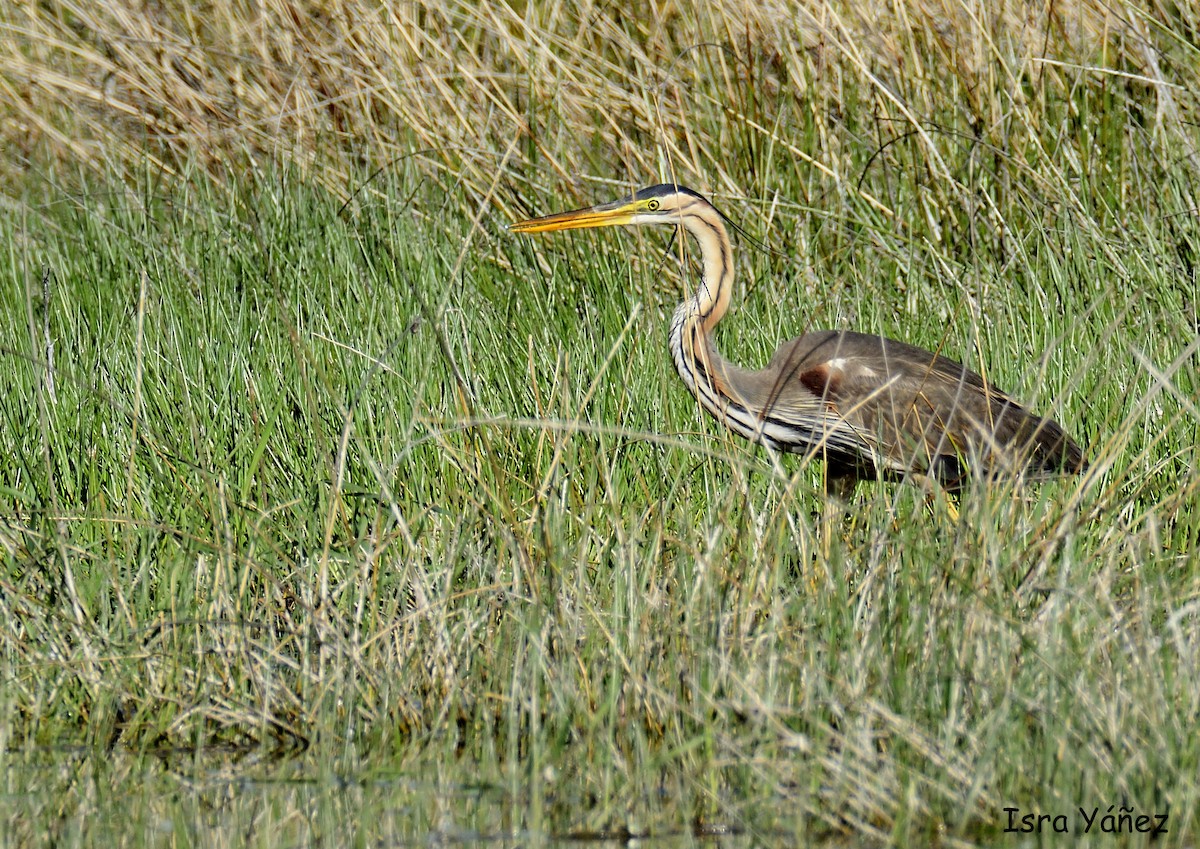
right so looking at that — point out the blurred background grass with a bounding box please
[2,0,1199,845]
[5,1,1197,212]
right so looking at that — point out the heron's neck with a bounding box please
[668,208,737,407]
[677,209,733,333]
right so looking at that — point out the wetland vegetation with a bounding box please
[2,0,1198,845]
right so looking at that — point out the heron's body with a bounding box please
[511,184,1086,491]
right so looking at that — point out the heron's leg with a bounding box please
[911,473,961,521]
[814,469,859,571]
[938,490,961,522]
[826,473,859,506]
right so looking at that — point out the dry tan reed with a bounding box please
[3,0,1192,212]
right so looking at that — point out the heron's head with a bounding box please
[509,184,712,234]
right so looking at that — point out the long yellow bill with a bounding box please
[508,199,638,233]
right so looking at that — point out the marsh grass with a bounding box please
[2,0,1200,845]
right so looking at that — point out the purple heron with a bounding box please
[510,184,1087,493]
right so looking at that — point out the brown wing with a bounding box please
[744,330,1086,488]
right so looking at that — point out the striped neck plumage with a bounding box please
[668,204,735,403]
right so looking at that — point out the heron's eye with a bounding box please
[646,199,660,211]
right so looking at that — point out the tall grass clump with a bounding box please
[1,0,1199,845]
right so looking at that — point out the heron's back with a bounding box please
[734,330,1086,488]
